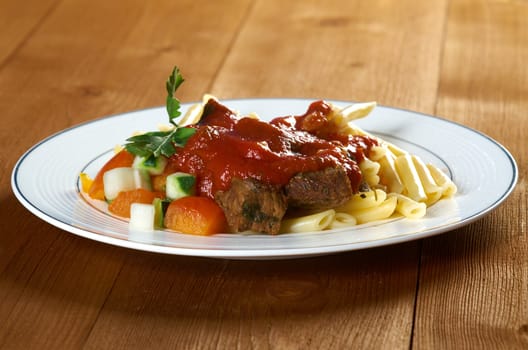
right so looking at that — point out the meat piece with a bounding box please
[285,166,353,211]
[215,178,287,235]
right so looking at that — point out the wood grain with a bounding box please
[83,245,420,349]
[0,0,58,65]
[0,0,526,349]
[414,0,528,348]
[212,0,448,113]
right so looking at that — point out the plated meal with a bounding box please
[12,66,516,257]
[80,67,457,236]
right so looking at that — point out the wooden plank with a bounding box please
[210,0,448,114]
[0,235,125,349]
[0,0,60,271]
[0,0,58,65]
[0,0,253,348]
[414,0,528,348]
[84,245,420,349]
[83,0,449,349]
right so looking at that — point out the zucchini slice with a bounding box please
[133,155,168,175]
[166,172,196,200]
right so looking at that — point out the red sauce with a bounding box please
[169,99,378,198]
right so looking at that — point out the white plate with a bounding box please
[11,99,518,259]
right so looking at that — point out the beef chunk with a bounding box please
[285,166,353,211]
[215,178,287,235]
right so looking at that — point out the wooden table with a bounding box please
[1,0,526,348]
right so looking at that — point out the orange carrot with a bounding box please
[151,174,167,192]
[88,150,135,200]
[164,196,227,235]
[108,188,164,218]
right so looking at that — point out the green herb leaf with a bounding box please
[166,95,181,122]
[125,131,172,158]
[166,66,185,124]
[124,66,197,159]
[172,127,197,145]
[124,128,196,158]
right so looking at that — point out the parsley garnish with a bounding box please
[166,66,185,122]
[124,66,196,158]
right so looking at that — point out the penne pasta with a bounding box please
[368,145,386,161]
[280,209,336,233]
[178,104,203,126]
[411,156,443,205]
[179,94,218,126]
[394,154,428,202]
[339,102,377,121]
[359,158,381,187]
[353,196,398,224]
[389,193,426,219]
[329,212,358,229]
[376,150,404,194]
[426,164,458,197]
[339,189,387,212]
[386,143,407,157]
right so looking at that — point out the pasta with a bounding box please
[280,209,336,233]
[410,155,443,205]
[338,189,387,212]
[389,193,427,219]
[265,100,457,232]
[394,154,428,202]
[427,163,457,198]
[329,213,358,229]
[375,150,404,194]
[351,196,398,224]
[359,158,381,187]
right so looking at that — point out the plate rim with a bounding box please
[11,98,519,259]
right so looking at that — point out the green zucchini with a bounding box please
[166,172,196,200]
[152,198,171,228]
[133,155,168,175]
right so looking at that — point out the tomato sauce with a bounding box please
[169,99,378,199]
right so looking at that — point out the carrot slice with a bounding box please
[164,196,227,235]
[151,174,167,192]
[108,188,164,218]
[88,150,135,200]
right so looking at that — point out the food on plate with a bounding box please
[80,66,457,235]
